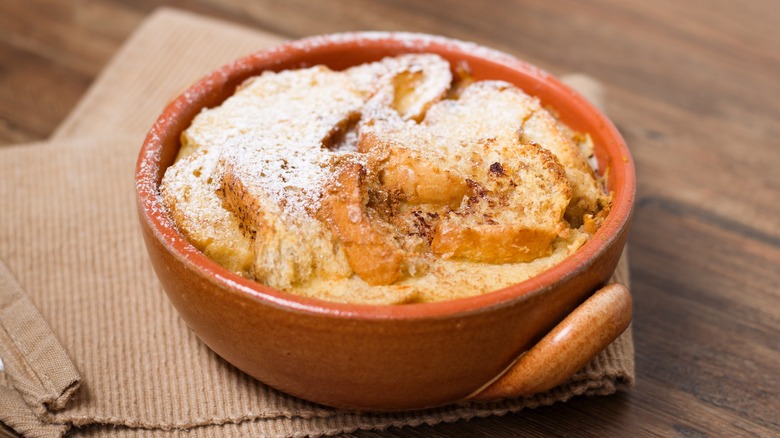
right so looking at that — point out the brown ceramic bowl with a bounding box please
[136,32,635,411]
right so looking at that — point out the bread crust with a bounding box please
[317,160,405,286]
[160,147,254,275]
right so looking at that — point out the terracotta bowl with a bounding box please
[136,32,635,411]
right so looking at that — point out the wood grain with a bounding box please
[1,0,778,436]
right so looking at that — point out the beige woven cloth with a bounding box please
[0,8,634,438]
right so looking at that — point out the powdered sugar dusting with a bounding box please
[218,137,338,219]
[155,47,607,303]
[171,54,454,223]
[160,55,452,288]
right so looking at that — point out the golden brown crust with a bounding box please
[428,140,571,263]
[432,225,556,263]
[318,161,405,286]
[362,134,469,208]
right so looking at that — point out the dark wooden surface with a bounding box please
[1,0,779,436]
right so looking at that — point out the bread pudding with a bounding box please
[160,54,610,305]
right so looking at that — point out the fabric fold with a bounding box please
[0,261,80,437]
[0,261,81,412]
[0,386,68,438]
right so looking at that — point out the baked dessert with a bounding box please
[160,54,610,304]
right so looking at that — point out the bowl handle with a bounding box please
[467,283,632,401]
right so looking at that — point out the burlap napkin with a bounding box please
[0,8,633,437]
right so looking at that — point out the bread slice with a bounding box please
[203,66,366,289]
[345,53,452,121]
[217,140,352,289]
[423,80,605,226]
[160,147,254,275]
[164,66,364,288]
[430,140,572,263]
[354,84,573,264]
[182,65,365,153]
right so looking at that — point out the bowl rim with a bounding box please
[136,31,635,321]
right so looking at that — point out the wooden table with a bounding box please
[1,1,778,436]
